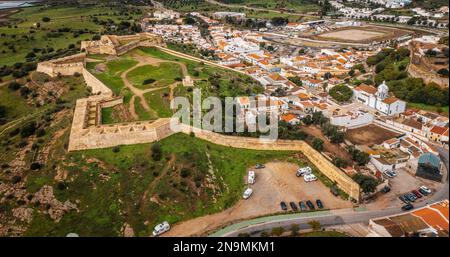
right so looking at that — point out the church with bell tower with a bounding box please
[353,81,406,116]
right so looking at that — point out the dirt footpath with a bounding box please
[162,162,352,237]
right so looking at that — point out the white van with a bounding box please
[247,171,255,184]
[296,166,312,177]
[243,188,253,199]
[304,174,317,182]
[152,221,170,236]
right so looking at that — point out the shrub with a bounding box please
[42,17,51,22]
[143,78,155,85]
[180,168,191,178]
[11,175,22,184]
[36,128,46,137]
[8,82,22,91]
[270,227,284,236]
[20,121,37,138]
[151,142,162,161]
[56,181,66,190]
[30,162,42,170]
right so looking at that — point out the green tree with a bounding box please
[353,174,379,194]
[329,85,353,103]
[312,138,324,152]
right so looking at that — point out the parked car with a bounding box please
[304,174,318,182]
[419,186,431,195]
[290,202,298,211]
[391,170,397,177]
[296,166,312,177]
[280,201,288,211]
[316,199,324,209]
[255,163,265,169]
[299,201,306,211]
[247,171,255,184]
[401,203,414,211]
[382,186,391,193]
[306,200,315,210]
[243,188,253,199]
[384,171,394,178]
[399,195,409,204]
[405,193,417,202]
[152,221,170,236]
[412,190,422,198]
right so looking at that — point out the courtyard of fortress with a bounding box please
[36,32,361,203]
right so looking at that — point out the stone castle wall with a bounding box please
[81,33,165,56]
[68,118,176,151]
[36,53,86,77]
[68,119,361,201]
[179,124,361,201]
[82,68,113,96]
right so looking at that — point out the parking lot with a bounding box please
[248,162,352,212]
[367,167,444,210]
[163,161,352,236]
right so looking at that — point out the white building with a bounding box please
[153,10,180,20]
[353,81,406,116]
[330,110,374,128]
[213,12,246,20]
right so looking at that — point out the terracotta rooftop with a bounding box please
[430,126,448,135]
[382,97,399,105]
[281,113,298,122]
[413,205,449,232]
[355,84,377,95]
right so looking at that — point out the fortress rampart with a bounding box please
[36,53,86,77]
[36,33,361,201]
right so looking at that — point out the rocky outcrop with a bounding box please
[30,185,77,222]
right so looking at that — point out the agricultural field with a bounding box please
[215,0,320,13]
[163,0,306,21]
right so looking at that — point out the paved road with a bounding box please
[213,146,449,236]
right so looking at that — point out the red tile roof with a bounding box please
[355,84,377,95]
[430,126,448,135]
